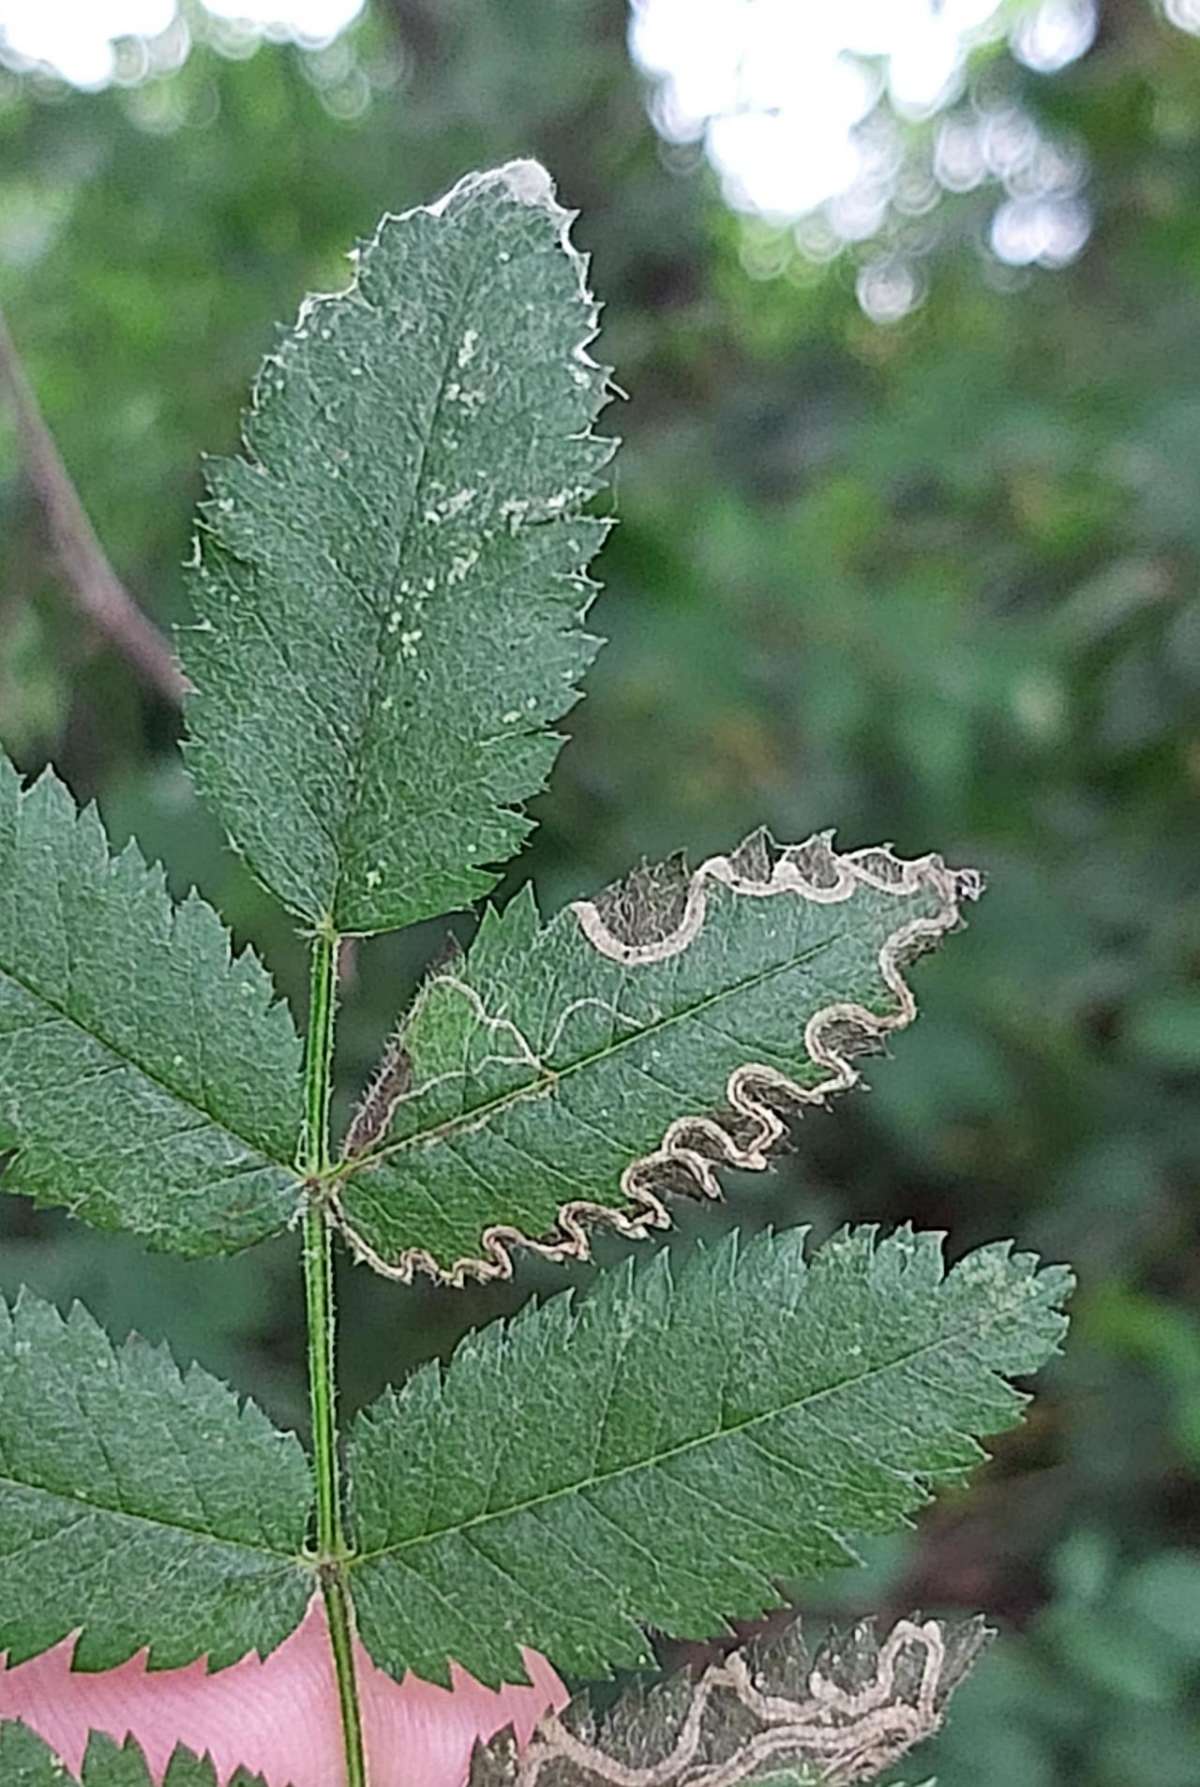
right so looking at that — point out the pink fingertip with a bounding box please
[0,1595,567,1787]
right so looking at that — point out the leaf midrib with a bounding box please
[0,961,293,1176]
[0,1463,303,1564]
[327,217,496,927]
[336,931,843,1176]
[348,1281,1024,1568]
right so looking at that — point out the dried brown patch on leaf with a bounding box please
[470,1617,988,1787]
[342,1034,414,1160]
[587,851,695,951]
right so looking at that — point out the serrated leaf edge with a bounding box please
[327,834,983,1286]
[180,158,615,934]
[0,1287,313,1673]
[0,1720,273,1787]
[0,761,304,1233]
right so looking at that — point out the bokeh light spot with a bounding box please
[631,0,1104,315]
[0,0,363,86]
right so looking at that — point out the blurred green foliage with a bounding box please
[1,1,1198,1781]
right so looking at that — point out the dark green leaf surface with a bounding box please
[331,833,981,1281]
[346,1225,1071,1686]
[0,1289,312,1670]
[0,1725,67,1786]
[181,160,613,936]
[0,1725,268,1786]
[0,754,303,1255]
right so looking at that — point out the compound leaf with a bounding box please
[345,1225,1071,1687]
[330,832,982,1281]
[181,160,613,937]
[0,753,303,1256]
[0,1288,313,1671]
[0,1725,268,1786]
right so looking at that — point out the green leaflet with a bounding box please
[345,1225,1071,1687]
[329,831,982,1281]
[0,1725,268,1786]
[0,1288,312,1670]
[0,753,303,1256]
[181,160,613,936]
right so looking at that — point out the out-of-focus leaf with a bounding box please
[1124,993,1200,1070]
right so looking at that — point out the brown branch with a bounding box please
[0,304,190,706]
